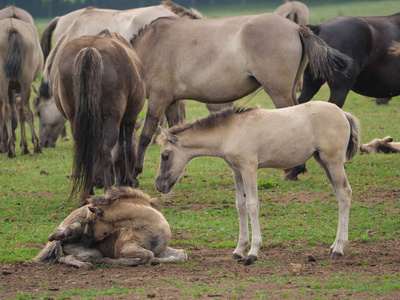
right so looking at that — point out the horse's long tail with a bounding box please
[33,241,63,263]
[40,16,60,63]
[298,25,352,81]
[344,112,361,162]
[3,25,23,80]
[70,47,103,201]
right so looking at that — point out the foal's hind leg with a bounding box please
[314,153,352,258]
[152,247,188,264]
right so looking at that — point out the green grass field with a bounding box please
[0,0,399,298]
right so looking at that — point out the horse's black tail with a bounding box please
[3,25,23,80]
[298,25,352,81]
[70,47,103,201]
[32,241,63,263]
[40,16,60,63]
[344,112,361,162]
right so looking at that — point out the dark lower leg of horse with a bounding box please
[284,164,307,181]
[61,125,70,141]
[25,100,42,154]
[2,101,16,158]
[134,114,160,178]
[122,124,138,187]
[165,101,183,127]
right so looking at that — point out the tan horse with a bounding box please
[0,17,43,157]
[35,1,200,148]
[156,101,360,264]
[130,14,352,183]
[54,30,145,201]
[275,1,309,25]
[34,186,187,268]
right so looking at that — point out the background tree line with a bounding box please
[0,0,367,18]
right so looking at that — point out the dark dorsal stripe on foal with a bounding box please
[169,105,259,135]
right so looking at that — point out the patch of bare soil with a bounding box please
[1,191,399,299]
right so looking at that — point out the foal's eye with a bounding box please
[161,153,169,161]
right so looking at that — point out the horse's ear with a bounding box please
[159,126,178,144]
[32,85,39,96]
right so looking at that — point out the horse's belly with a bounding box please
[257,148,314,169]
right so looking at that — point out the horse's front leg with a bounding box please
[135,98,170,178]
[231,170,250,260]
[241,167,262,265]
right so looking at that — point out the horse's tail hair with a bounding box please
[70,47,103,201]
[40,16,60,63]
[344,112,361,162]
[32,241,63,263]
[3,26,23,80]
[298,25,352,81]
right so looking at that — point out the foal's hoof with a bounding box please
[244,255,257,266]
[231,253,243,260]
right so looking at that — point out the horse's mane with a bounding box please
[130,16,178,45]
[88,186,159,211]
[161,1,202,20]
[167,105,259,136]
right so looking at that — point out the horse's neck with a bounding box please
[180,129,225,159]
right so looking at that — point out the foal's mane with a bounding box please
[88,186,159,211]
[169,105,259,135]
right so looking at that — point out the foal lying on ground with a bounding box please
[33,187,187,268]
[156,101,360,265]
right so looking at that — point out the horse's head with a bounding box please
[32,83,67,148]
[83,205,115,246]
[155,127,189,194]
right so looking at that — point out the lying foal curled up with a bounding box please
[33,186,187,268]
[156,101,360,265]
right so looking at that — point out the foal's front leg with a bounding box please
[241,167,262,265]
[231,170,250,260]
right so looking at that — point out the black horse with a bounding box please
[298,13,400,107]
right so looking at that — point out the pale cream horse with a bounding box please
[34,186,187,268]
[156,101,360,265]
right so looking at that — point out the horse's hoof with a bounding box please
[132,178,140,188]
[7,151,16,158]
[61,136,70,142]
[231,253,243,260]
[331,251,343,259]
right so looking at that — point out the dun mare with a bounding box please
[298,13,400,107]
[34,186,187,268]
[130,14,352,183]
[34,1,200,148]
[54,30,145,202]
[156,101,360,264]
[0,15,43,157]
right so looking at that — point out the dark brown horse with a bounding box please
[130,14,352,183]
[0,16,43,157]
[54,30,145,202]
[298,13,400,107]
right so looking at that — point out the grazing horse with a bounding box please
[156,101,360,264]
[0,17,43,157]
[33,186,187,268]
[130,14,352,183]
[298,13,400,108]
[34,1,200,148]
[275,1,309,25]
[54,31,145,202]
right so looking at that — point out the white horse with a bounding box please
[155,101,360,265]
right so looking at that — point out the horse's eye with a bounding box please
[161,153,169,161]
[103,232,108,236]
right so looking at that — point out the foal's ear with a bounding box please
[159,126,178,144]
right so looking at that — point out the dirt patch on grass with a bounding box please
[1,191,399,299]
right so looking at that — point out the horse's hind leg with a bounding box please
[314,153,351,258]
[152,247,188,264]
[100,120,119,191]
[116,122,136,187]
[1,84,16,157]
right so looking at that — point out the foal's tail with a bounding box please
[298,25,352,81]
[3,25,23,80]
[70,47,104,201]
[40,16,60,63]
[33,241,63,263]
[344,112,361,162]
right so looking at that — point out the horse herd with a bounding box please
[0,1,399,267]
